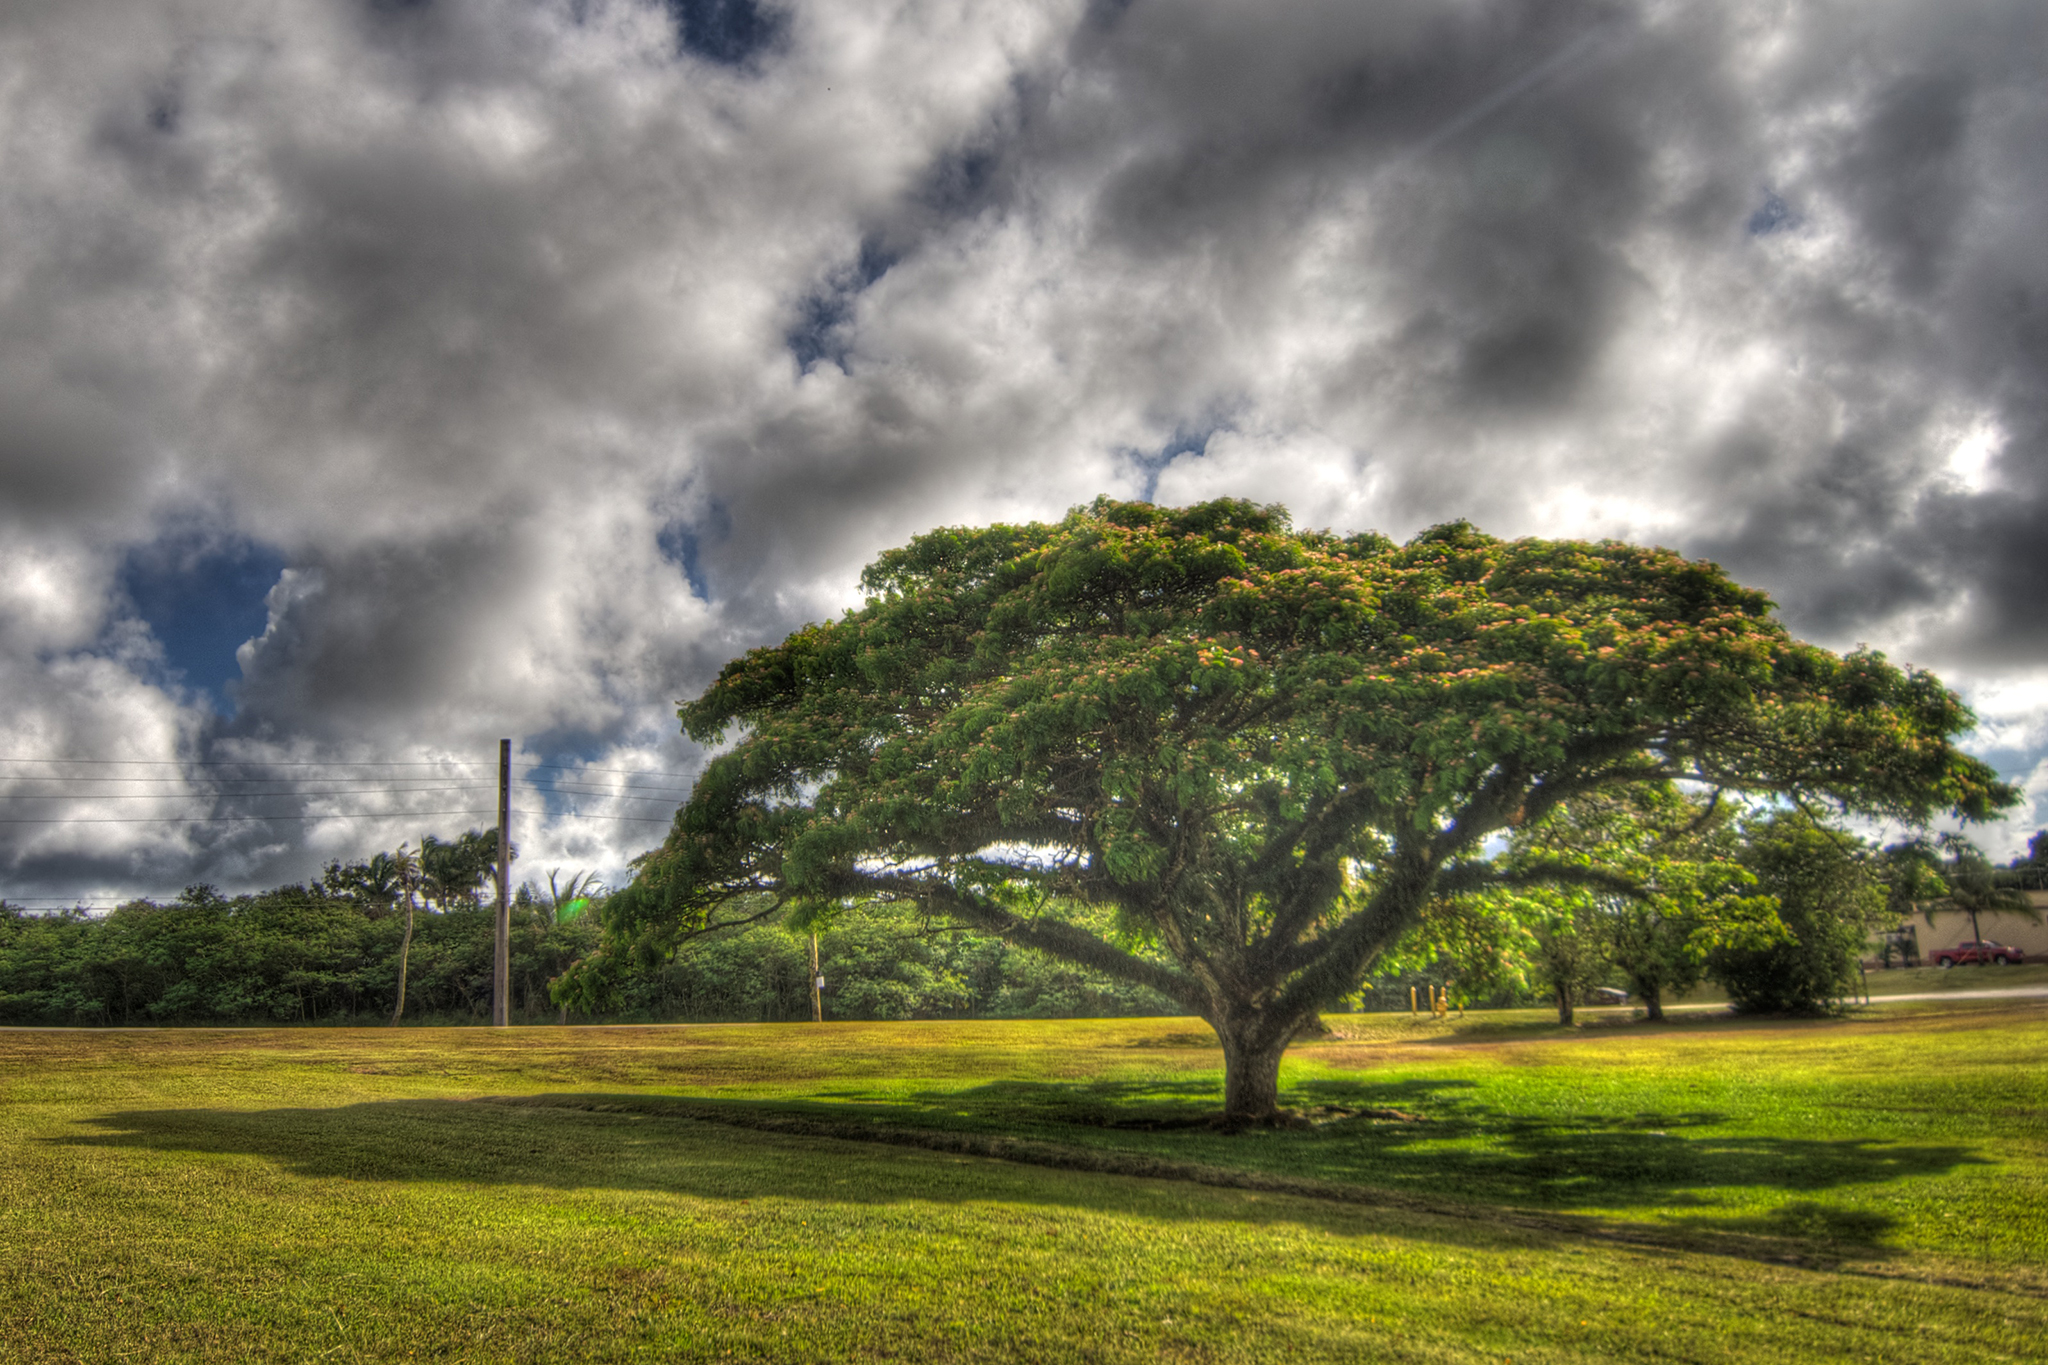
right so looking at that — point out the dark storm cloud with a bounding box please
[1054,2,2048,644]
[6,0,2048,897]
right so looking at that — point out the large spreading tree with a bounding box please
[611,498,2012,1121]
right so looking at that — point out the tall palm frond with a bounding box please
[547,869,603,923]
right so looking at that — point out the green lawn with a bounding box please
[3,1000,2044,1363]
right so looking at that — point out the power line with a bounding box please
[0,757,489,768]
[0,808,500,825]
[5,897,140,903]
[513,808,674,823]
[0,776,691,793]
[0,805,675,826]
[0,757,700,779]
[522,764,698,780]
[0,787,684,804]
[0,786,496,801]
[0,777,496,788]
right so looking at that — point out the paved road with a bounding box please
[1854,985,2048,1004]
[1621,984,2048,1013]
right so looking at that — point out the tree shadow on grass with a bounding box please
[773,1073,1979,1214]
[55,1072,1981,1268]
[1723,1201,1899,1250]
[51,1096,1557,1255]
[806,1075,1227,1131]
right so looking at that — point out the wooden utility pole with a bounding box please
[809,933,822,1023]
[493,738,511,1027]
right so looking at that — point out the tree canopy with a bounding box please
[615,498,2014,1119]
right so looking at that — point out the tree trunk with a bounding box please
[1642,985,1664,1022]
[1216,1020,1290,1124]
[391,899,415,1025]
[1555,984,1574,1026]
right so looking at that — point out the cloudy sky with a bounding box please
[4,0,2046,904]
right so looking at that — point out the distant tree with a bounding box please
[323,852,402,913]
[2025,829,2048,868]
[1914,836,2038,959]
[1528,894,1611,1026]
[609,499,2012,1121]
[1487,787,1779,1021]
[1709,813,1889,1014]
[420,830,508,911]
[1990,830,2048,892]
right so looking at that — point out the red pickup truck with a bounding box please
[1932,941,2026,967]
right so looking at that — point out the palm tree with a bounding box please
[389,844,421,1024]
[418,829,507,910]
[1925,836,2038,960]
[546,869,603,923]
[359,851,401,910]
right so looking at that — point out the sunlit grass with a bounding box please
[2,1000,2044,1362]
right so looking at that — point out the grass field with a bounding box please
[3,998,2044,1363]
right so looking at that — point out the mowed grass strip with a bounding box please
[1,1005,2043,1363]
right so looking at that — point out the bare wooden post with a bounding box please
[493,738,511,1028]
[809,933,823,1023]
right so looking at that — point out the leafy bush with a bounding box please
[1709,813,1886,1015]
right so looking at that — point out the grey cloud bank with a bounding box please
[3,0,2045,901]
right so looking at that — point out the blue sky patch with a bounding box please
[788,237,898,372]
[1123,426,1220,502]
[117,534,287,711]
[1747,191,1797,236]
[665,0,783,67]
[657,499,732,601]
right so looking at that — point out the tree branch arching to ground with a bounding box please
[611,499,2014,1122]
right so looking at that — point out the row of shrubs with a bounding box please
[8,809,1916,1026]
[0,889,1185,1027]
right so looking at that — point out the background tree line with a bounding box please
[2,808,2037,1028]
[0,828,1178,1026]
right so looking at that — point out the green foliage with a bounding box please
[419,829,512,911]
[321,852,405,911]
[0,885,385,1024]
[0,878,596,1027]
[546,869,604,924]
[0,876,1167,1030]
[622,497,2012,1115]
[555,901,1178,1024]
[1422,787,1783,1021]
[1709,812,1890,1014]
